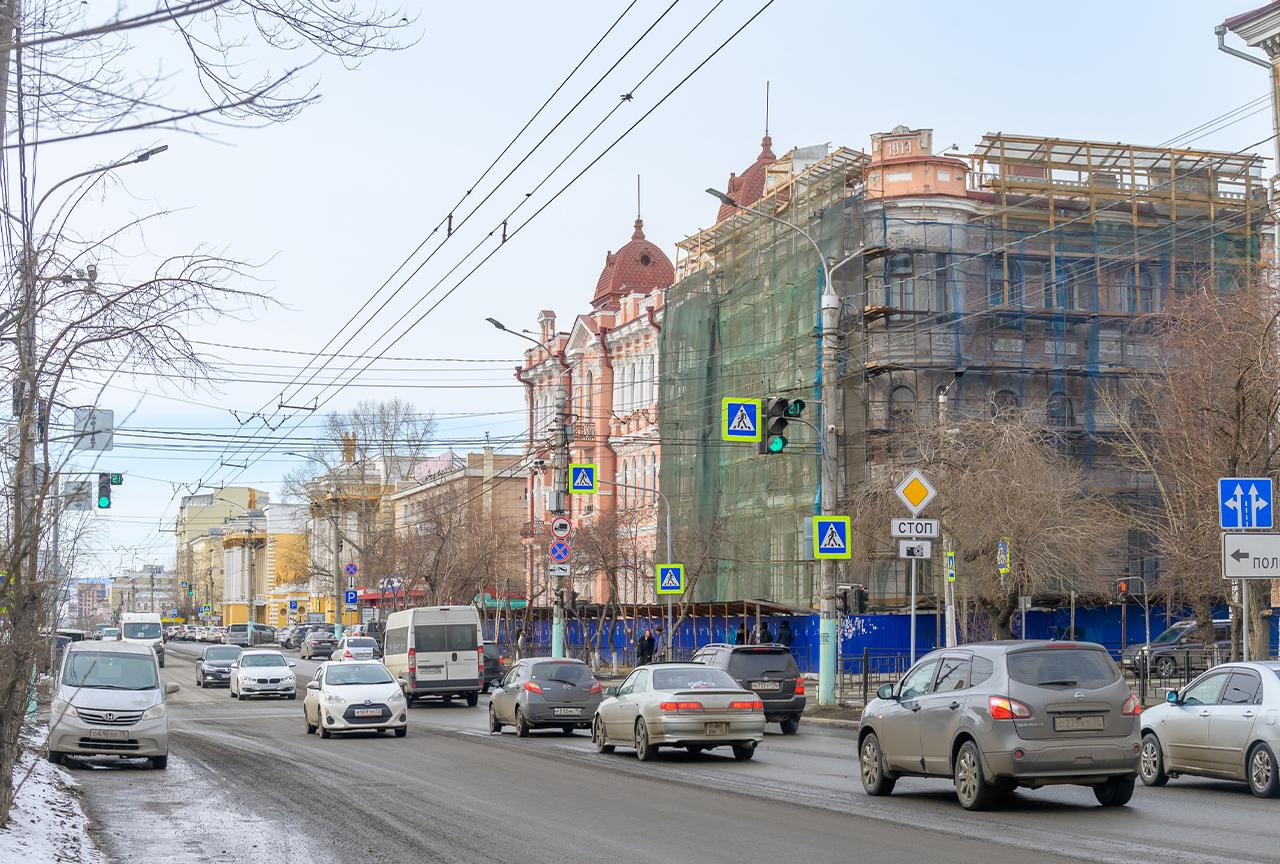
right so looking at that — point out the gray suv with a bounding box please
[1120,619,1231,677]
[857,641,1141,810]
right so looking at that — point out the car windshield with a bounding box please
[483,643,500,659]
[1152,625,1190,645]
[122,622,162,639]
[326,665,394,686]
[100,629,119,638]
[240,653,287,668]
[308,632,334,642]
[726,648,799,679]
[347,638,377,648]
[205,647,240,661]
[63,652,158,690]
[1006,648,1120,689]
[532,662,593,684]
[652,668,740,690]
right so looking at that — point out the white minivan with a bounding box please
[383,606,483,706]
[120,611,165,668]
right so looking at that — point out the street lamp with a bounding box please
[705,188,856,705]
[487,316,574,658]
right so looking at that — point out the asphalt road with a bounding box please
[68,642,1276,864]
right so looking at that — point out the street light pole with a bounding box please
[597,478,674,659]
[705,189,851,706]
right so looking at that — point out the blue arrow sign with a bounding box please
[343,589,358,605]
[1219,477,1273,529]
[813,516,852,559]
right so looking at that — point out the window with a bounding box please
[1221,671,1262,705]
[899,659,940,700]
[1005,648,1120,689]
[1181,671,1228,706]
[583,369,593,419]
[988,255,1023,306]
[1120,265,1159,313]
[652,668,739,690]
[1049,259,1086,309]
[619,669,648,695]
[888,253,914,311]
[932,253,950,311]
[970,656,995,687]
[934,656,971,691]
[240,653,287,668]
[326,664,394,686]
[63,652,159,690]
[413,625,446,652]
[991,389,1019,415]
[889,385,915,429]
[1047,392,1074,428]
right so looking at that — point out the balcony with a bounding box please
[519,520,544,539]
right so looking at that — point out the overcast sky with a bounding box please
[49,0,1275,574]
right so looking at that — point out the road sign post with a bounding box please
[1218,477,1274,661]
[895,470,937,664]
[943,543,957,648]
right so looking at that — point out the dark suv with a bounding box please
[482,640,506,692]
[691,643,805,734]
[1120,619,1231,677]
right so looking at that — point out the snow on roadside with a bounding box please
[0,737,103,864]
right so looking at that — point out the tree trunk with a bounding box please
[980,593,1020,640]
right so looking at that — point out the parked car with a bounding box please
[482,641,506,692]
[300,630,339,660]
[1121,619,1232,677]
[691,643,805,734]
[489,658,603,736]
[304,661,408,738]
[196,645,242,688]
[229,650,297,700]
[48,639,180,769]
[857,641,1141,810]
[49,635,72,675]
[1138,660,1280,797]
[331,636,380,662]
[592,663,765,761]
[98,627,121,640]
[225,623,277,648]
[204,627,225,643]
[383,606,483,706]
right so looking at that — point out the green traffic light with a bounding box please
[784,399,806,417]
[109,473,123,485]
[767,435,788,453]
[97,495,111,509]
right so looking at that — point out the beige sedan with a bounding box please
[591,663,765,761]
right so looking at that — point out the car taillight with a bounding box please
[408,648,416,678]
[589,682,603,694]
[658,701,703,712]
[1121,694,1141,716]
[523,681,544,694]
[794,676,805,696]
[477,647,484,679]
[988,695,1032,720]
[729,700,763,711]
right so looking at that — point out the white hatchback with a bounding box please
[304,661,408,738]
[331,636,380,663]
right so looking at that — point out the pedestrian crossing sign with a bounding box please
[721,398,762,442]
[655,563,686,595]
[568,463,598,494]
[813,516,852,559]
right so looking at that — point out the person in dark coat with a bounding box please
[733,624,747,645]
[751,621,773,645]
[776,619,793,648]
[638,629,655,665]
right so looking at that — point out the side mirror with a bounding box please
[306,680,320,691]
[605,686,619,697]
[1165,689,1180,705]
[230,662,239,669]
[165,682,180,695]
[288,661,297,668]
[877,683,896,701]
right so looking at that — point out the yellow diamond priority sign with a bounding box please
[895,468,936,517]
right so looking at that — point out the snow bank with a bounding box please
[0,741,103,864]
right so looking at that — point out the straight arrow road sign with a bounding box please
[1218,477,1273,529]
[1221,532,1280,578]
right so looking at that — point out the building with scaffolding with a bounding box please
[659,124,1264,611]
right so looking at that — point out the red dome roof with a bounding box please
[716,135,777,223]
[592,218,674,310]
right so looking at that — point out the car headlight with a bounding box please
[51,698,78,718]
[324,692,345,704]
[142,703,166,720]
[284,676,295,684]
[388,690,406,704]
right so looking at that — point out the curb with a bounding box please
[800,714,860,731]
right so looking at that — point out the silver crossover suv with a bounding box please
[858,641,1141,810]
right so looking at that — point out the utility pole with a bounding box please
[246,522,254,645]
[550,386,569,658]
[331,487,343,641]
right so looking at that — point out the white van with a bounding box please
[383,606,483,706]
[120,611,165,668]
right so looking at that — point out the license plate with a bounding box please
[704,722,728,736]
[751,681,781,691]
[1054,714,1105,732]
[352,708,381,717]
[552,708,581,717]
[88,729,128,740]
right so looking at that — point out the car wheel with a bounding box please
[1093,774,1136,807]
[46,750,63,765]
[465,691,479,707]
[1154,656,1176,678]
[394,727,407,738]
[859,732,896,796]
[288,693,296,701]
[634,719,655,761]
[229,687,236,699]
[593,717,614,754]
[305,713,316,735]
[320,722,332,739]
[1248,743,1280,798]
[515,707,530,738]
[1139,733,1169,787]
[151,755,168,770]
[731,743,756,761]
[780,716,800,735]
[489,704,502,734]
[954,740,994,811]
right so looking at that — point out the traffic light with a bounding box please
[96,473,111,509]
[854,586,868,614]
[1118,579,1130,599]
[759,396,806,454]
[109,473,123,485]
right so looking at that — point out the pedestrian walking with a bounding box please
[653,626,667,660]
[777,619,793,649]
[515,626,528,660]
[752,621,773,645]
[733,623,747,645]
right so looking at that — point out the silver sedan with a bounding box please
[1139,660,1280,797]
[591,663,765,761]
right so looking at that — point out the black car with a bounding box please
[482,640,506,692]
[300,629,338,660]
[691,643,806,734]
[1120,619,1232,677]
[197,644,243,688]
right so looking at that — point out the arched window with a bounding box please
[889,385,915,429]
[988,255,1023,306]
[991,389,1019,416]
[1119,265,1158,313]
[621,459,630,509]
[1048,391,1075,428]
[583,369,593,422]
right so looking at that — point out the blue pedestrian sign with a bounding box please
[199,604,211,615]
[1219,477,1273,529]
[655,564,686,595]
[568,463,597,494]
[813,516,852,559]
[721,398,762,442]
[343,589,358,605]
[288,599,298,611]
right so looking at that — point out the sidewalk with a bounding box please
[0,730,102,864]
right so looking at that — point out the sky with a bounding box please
[39,0,1278,575]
